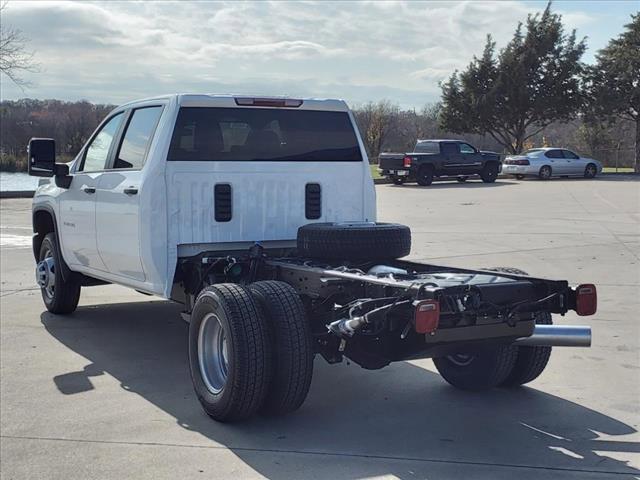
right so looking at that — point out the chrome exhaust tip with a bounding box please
[515,324,591,347]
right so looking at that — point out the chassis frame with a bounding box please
[174,246,584,371]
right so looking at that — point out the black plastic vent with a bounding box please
[305,183,321,220]
[214,184,232,222]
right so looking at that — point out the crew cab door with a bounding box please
[95,106,163,282]
[59,112,125,270]
[458,142,483,173]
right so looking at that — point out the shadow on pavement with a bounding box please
[41,301,640,479]
[387,180,517,190]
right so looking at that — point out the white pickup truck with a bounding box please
[29,94,595,422]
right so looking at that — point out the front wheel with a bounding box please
[188,284,272,422]
[37,233,81,314]
[584,163,597,179]
[433,345,518,391]
[480,163,499,183]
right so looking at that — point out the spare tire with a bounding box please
[297,222,411,261]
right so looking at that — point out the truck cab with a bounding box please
[30,94,376,298]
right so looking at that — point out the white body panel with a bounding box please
[31,94,376,299]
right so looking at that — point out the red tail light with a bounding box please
[403,156,412,168]
[575,284,597,316]
[414,299,440,334]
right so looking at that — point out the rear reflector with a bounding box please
[403,155,412,168]
[414,299,440,334]
[575,284,597,316]
[234,97,303,108]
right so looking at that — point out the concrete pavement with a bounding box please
[1,176,639,479]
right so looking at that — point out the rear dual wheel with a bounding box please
[189,282,313,422]
[434,267,553,390]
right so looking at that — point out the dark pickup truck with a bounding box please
[379,139,502,186]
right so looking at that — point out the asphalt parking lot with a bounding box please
[1,176,639,479]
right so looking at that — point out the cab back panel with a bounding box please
[166,161,367,244]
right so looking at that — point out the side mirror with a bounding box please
[28,138,56,177]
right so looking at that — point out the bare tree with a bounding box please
[0,0,39,89]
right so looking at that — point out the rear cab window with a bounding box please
[168,108,362,162]
[415,141,439,153]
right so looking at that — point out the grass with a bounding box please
[370,164,382,179]
[0,154,74,173]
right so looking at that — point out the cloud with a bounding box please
[0,0,607,108]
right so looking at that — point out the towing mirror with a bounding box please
[28,138,56,177]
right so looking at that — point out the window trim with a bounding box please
[107,105,165,171]
[77,111,126,173]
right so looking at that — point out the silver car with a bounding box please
[503,148,603,180]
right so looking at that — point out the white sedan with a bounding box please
[503,148,603,180]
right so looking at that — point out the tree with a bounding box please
[352,100,399,162]
[0,0,39,88]
[439,3,586,154]
[586,13,640,172]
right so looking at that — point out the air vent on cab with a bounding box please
[214,184,232,222]
[305,183,321,220]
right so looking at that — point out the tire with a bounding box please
[433,345,518,391]
[456,176,468,183]
[37,233,81,314]
[416,165,434,186]
[188,284,272,422]
[501,312,553,387]
[584,163,597,179]
[391,176,406,185]
[480,163,499,183]
[515,174,525,180]
[539,165,552,180]
[297,222,411,261]
[482,268,553,387]
[249,281,314,415]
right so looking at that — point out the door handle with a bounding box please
[83,187,96,194]
[124,187,138,195]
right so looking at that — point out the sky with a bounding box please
[1,0,637,109]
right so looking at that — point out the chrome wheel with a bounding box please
[198,313,229,394]
[585,164,597,178]
[539,166,552,180]
[36,247,55,300]
[446,353,475,367]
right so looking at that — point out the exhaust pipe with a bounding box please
[515,324,591,347]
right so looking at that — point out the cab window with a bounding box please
[544,149,563,159]
[459,143,476,154]
[113,106,163,169]
[441,142,459,155]
[80,113,124,172]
